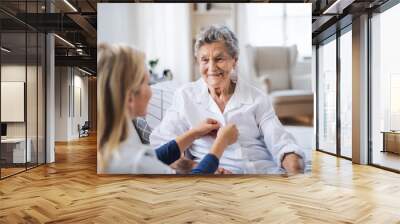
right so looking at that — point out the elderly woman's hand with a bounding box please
[172,158,233,174]
[192,118,221,138]
[215,167,233,174]
[208,124,239,159]
[216,123,239,146]
[281,153,304,175]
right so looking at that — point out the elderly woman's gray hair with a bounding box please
[194,25,239,59]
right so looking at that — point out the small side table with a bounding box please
[381,131,400,155]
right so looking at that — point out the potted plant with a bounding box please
[148,58,159,75]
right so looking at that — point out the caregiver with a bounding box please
[97,43,238,174]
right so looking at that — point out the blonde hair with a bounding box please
[97,43,146,171]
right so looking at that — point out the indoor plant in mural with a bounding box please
[148,58,173,84]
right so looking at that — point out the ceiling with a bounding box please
[0,0,97,74]
[0,0,394,75]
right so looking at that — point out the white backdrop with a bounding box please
[1,82,25,122]
[98,3,193,84]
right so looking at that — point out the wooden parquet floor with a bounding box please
[1,134,400,224]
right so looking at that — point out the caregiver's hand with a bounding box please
[210,124,239,158]
[175,118,220,153]
[192,118,221,138]
[281,153,304,175]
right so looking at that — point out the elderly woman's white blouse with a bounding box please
[150,78,305,174]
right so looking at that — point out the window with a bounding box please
[246,3,312,57]
[390,74,400,130]
[317,37,337,154]
[371,2,400,171]
[0,1,46,179]
[340,29,352,158]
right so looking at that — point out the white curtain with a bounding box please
[236,4,261,88]
[98,3,192,84]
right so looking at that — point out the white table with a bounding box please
[1,138,32,163]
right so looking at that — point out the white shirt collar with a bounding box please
[194,76,253,114]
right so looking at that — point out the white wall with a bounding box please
[1,66,26,128]
[71,74,89,138]
[55,67,68,141]
[1,65,36,137]
[54,67,89,141]
[98,3,193,84]
[1,64,46,163]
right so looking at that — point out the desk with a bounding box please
[1,138,31,164]
[381,131,400,155]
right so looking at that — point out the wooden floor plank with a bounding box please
[0,134,400,223]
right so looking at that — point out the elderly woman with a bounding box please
[150,25,305,174]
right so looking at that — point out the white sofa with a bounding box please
[245,45,313,121]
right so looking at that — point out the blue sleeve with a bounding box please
[191,154,219,174]
[155,140,181,165]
